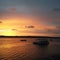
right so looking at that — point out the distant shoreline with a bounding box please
[0,36,60,38]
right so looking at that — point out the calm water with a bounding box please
[0,38,60,60]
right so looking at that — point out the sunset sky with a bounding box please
[0,0,60,37]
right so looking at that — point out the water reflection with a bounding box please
[0,44,15,48]
[0,38,60,60]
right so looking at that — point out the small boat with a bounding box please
[33,39,49,46]
[20,39,27,41]
[50,39,53,41]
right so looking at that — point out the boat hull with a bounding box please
[33,41,49,46]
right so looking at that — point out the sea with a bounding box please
[0,38,60,60]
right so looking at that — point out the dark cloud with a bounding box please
[0,21,2,23]
[53,8,60,12]
[25,25,35,28]
[7,8,17,13]
[12,29,17,31]
[46,27,60,34]
[56,26,60,29]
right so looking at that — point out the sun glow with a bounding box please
[0,29,16,36]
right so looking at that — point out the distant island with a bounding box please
[0,36,60,39]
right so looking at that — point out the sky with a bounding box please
[0,0,60,37]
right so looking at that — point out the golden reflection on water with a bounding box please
[0,44,15,48]
[0,43,27,49]
[0,38,60,60]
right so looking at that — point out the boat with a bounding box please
[49,38,53,41]
[33,39,49,46]
[20,39,27,41]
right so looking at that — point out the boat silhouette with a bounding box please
[20,39,27,41]
[33,39,49,46]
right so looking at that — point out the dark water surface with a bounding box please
[0,38,60,60]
